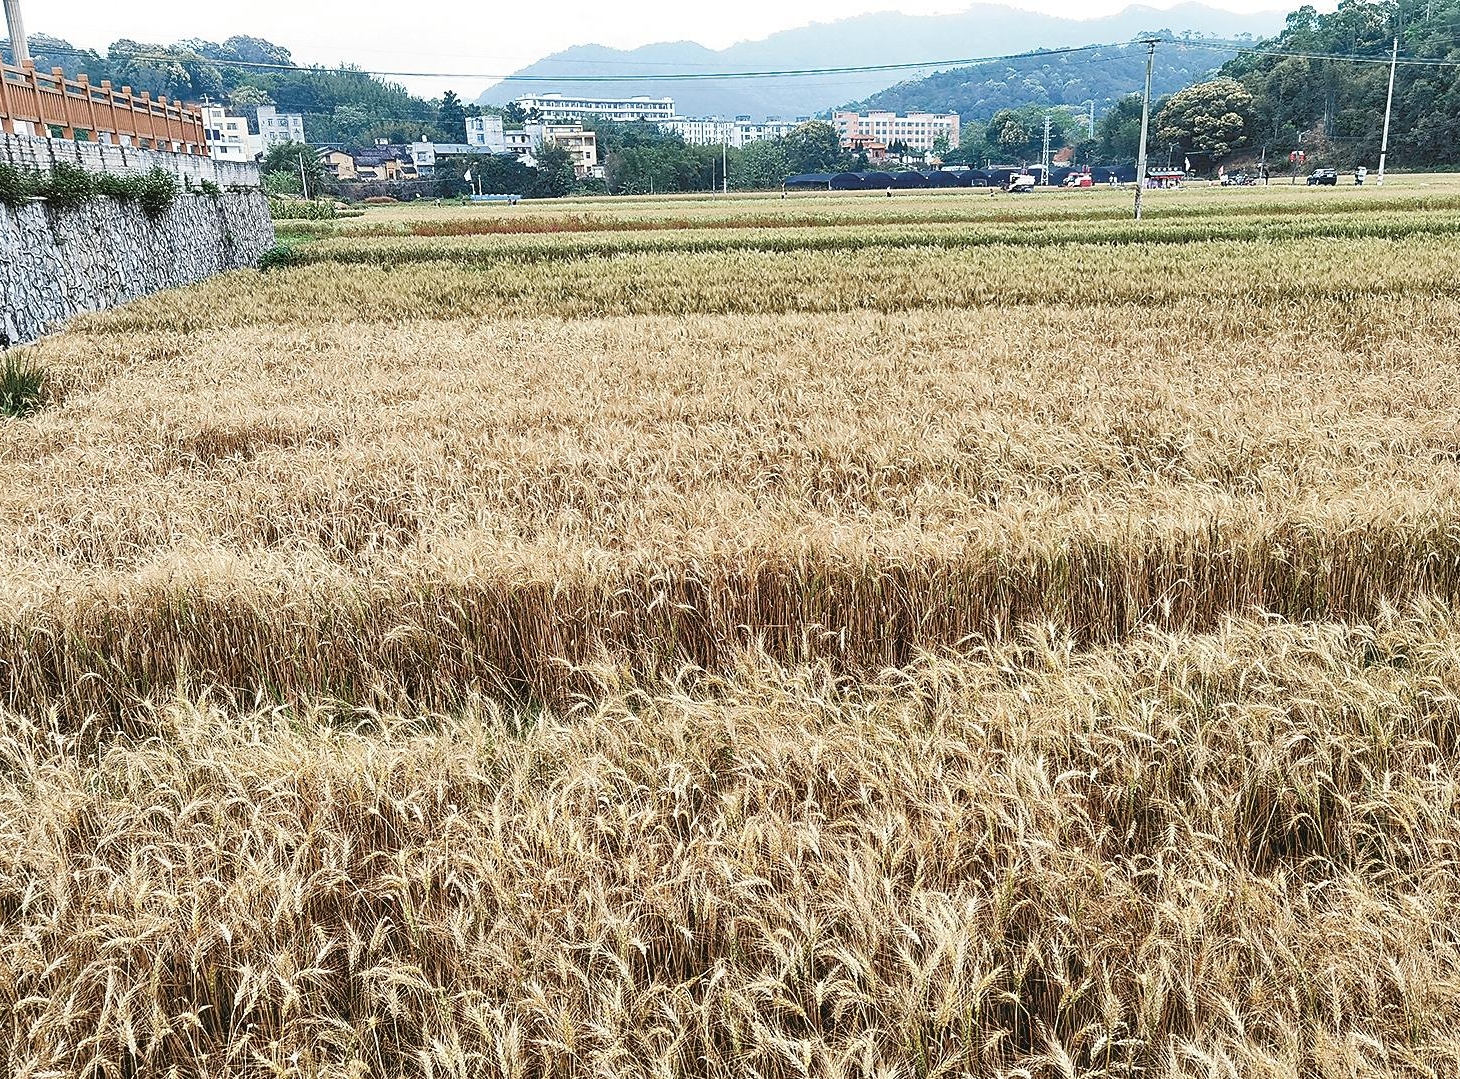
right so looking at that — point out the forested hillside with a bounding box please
[847,40,1230,121]
[1221,0,1460,166]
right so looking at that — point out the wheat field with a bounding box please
[5,179,1460,1077]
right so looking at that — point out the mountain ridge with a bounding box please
[477,3,1286,119]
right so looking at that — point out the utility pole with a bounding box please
[722,125,728,195]
[1378,35,1398,186]
[1041,115,1052,185]
[3,0,27,65]
[1134,37,1158,221]
[298,151,310,200]
[1081,99,1095,139]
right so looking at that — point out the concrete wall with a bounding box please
[0,133,261,188]
[1,190,274,347]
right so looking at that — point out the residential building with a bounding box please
[409,142,437,177]
[832,110,960,153]
[545,126,598,176]
[502,123,600,177]
[256,105,306,152]
[844,135,888,164]
[735,118,800,146]
[316,144,359,180]
[465,115,506,153]
[317,143,421,182]
[504,129,537,164]
[658,117,735,146]
[200,105,252,162]
[350,144,418,181]
[513,93,675,123]
[658,116,800,149]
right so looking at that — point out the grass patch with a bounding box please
[0,351,46,418]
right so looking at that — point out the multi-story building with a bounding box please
[504,129,536,162]
[316,144,359,181]
[546,126,598,176]
[513,93,675,123]
[735,118,800,146]
[465,115,507,153]
[657,116,804,149]
[200,105,253,162]
[501,122,600,177]
[256,105,306,152]
[409,142,437,178]
[832,110,960,153]
[658,117,735,146]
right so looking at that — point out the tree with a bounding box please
[220,35,294,68]
[1089,94,1150,164]
[732,139,790,189]
[262,141,326,195]
[503,102,528,125]
[227,85,273,126]
[330,104,374,141]
[1156,77,1254,161]
[438,91,467,140]
[531,144,576,198]
[783,120,843,173]
[437,153,536,198]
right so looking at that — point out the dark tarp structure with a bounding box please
[789,169,1000,191]
[783,167,1133,191]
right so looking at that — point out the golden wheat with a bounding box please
[4,607,1460,1076]
[4,182,1460,1076]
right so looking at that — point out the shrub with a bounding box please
[199,179,223,197]
[0,351,46,418]
[95,172,142,201]
[257,243,299,272]
[0,163,38,208]
[269,199,337,220]
[38,161,95,209]
[136,168,179,217]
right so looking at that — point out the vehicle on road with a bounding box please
[1307,168,1339,186]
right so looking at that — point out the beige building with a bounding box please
[505,123,600,177]
[833,110,960,152]
[547,127,598,176]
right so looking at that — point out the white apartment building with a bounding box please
[256,105,306,152]
[658,116,803,149]
[736,118,800,145]
[513,93,675,123]
[832,110,960,152]
[658,117,735,146]
[200,105,253,162]
[465,115,507,153]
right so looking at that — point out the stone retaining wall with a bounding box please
[0,133,261,188]
[1,190,274,347]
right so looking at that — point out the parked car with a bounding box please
[1307,168,1339,186]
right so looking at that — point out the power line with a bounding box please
[1183,36,1460,67]
[11,40,1131,83]
[17,33,1460,91]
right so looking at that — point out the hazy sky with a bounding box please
[22,0,1292,99]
